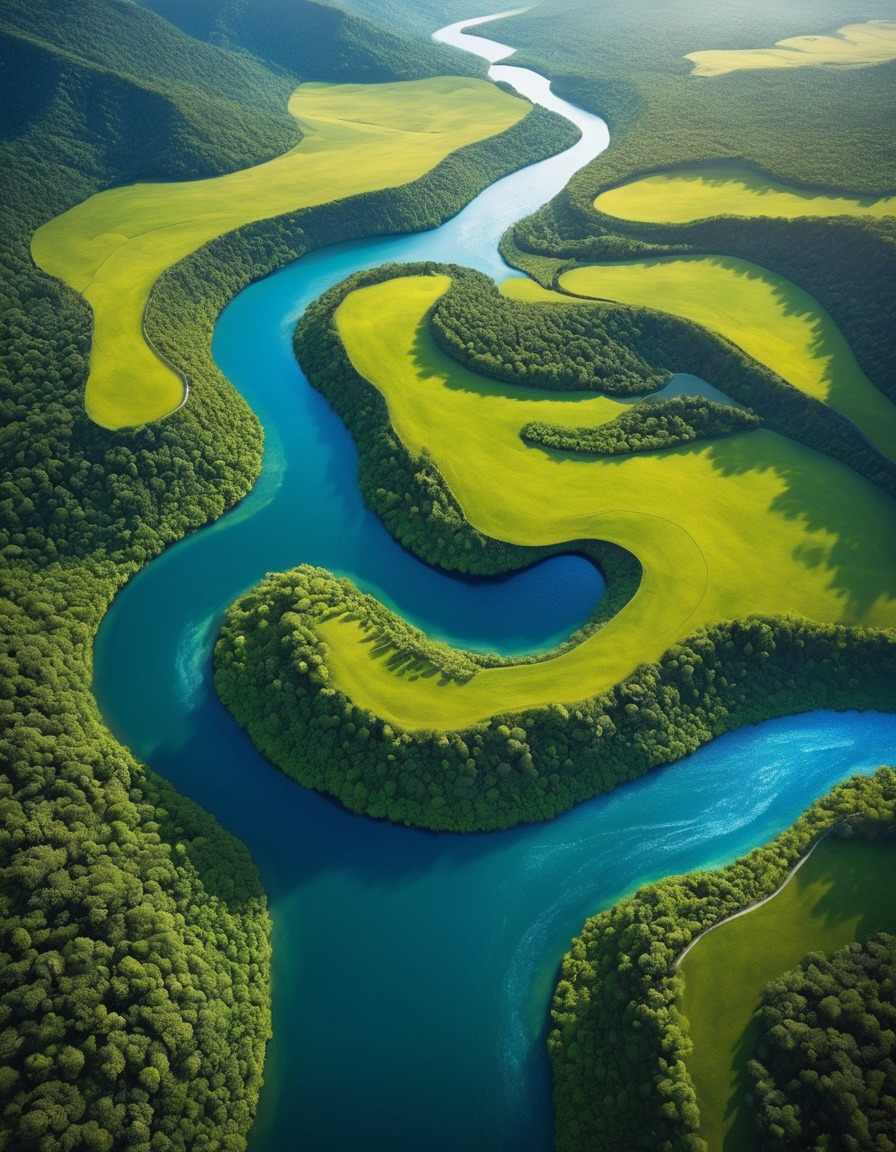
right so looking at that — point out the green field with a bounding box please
[679,836,896,1151]
[509,260,896,462]
[686,19,896,77]
[31,77,527,428]
[310,271,896,731]
[593,164,896,224]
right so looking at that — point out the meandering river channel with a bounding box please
[92,13,896,1150]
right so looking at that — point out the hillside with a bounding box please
[133,0,485,80]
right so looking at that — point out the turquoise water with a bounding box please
[91,16,896,1152]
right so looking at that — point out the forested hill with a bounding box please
[133,0,486,81]
[332,0,477,38]
[0,2,319,1146]
[0,0,301,182]
[482,0,896,193]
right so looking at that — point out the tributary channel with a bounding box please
[92,13,896,1151]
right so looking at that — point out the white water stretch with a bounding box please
[91,14,896,1151]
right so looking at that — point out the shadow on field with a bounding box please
[705,430,896,618]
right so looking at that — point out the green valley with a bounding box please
[33,77,528,427]
[4,0,896,1149]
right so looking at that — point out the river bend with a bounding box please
[92,13,896,1150]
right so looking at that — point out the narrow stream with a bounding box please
[92,13,896,1151]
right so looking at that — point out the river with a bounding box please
[92,13,896,1151]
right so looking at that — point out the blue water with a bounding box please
[90,15,896,1152]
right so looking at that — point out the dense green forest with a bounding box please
[5,0,896,1146]
[429,267,896,494]
[548,769,896,1152]
[748,932,896,1149]
[520,396,760,456]
[0,0,577,1146]
[488,0,896,193]
[216,555,896,831]
[0,3,291,1144]
[133,0,485,82]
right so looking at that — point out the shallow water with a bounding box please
[91,13,896,1152]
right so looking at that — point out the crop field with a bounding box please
[527,260,896,462]
[30,77,527,428]
[310,271,896,732]
[593,164,896,224]
[679,836,896,1151]
[686,19,896,76]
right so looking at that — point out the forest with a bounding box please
[3,0,895,1147]
[547,768,896,1151]
[216,559,896,831]
[748,932,896,1150]
[0,1,571,1147]
[520,396,760,456]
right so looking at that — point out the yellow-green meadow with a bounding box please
[511,258,896,462]
[310,272,896,732]
[686,19,896,77]
[679,837,896,1151]
[593,164,896,225]
[31,77,528,428]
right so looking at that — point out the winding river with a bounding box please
[92,14,896,1151]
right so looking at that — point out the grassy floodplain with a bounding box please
[313,271,896,731]
[517,261,896,462]
[593,164,896,224]
[679,836,896,1151]
[686,19,896,77]
[31,77,527,428]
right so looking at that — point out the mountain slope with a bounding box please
[134,0,486,80]
[0,0,302,181]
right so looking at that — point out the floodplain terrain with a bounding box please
[31,76,528,427]
[301,270,896,732]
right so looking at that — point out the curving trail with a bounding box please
[593,163,896,224]
[675,829,834,968]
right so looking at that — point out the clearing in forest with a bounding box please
[678,836,896,1151]
[31,77,527,428]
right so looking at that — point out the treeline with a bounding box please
[0,0,302,182]
[1,27,585,1145]
[0,2,289,1143]
[502,0,896,193]
[748,932,896,1150]
[426,268,896,494]
[430,266,669,394]
[548,768,896,1152]
[521,396,760,456]
[134,0,487,83]
[510,201,896,406]
[215,556,896,831]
